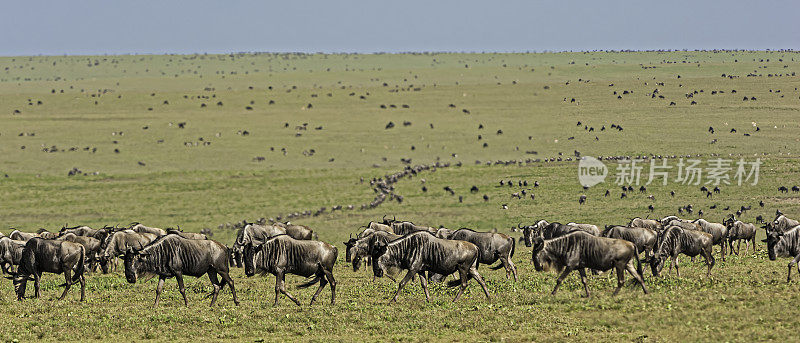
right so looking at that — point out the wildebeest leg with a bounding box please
[625,260,648,294]
[452,269,469,302]
[578,268,590,297]
[551,268,572,296]
[33,273,41,298]
[323,269,336,305]
[79,274,86,302]
[418,271,431,302]
[672,256,680,278]
[309,272,328,305]
[275,271,301,306]
[390,269,416,303]
[59,269,72,300]
[176,274,189,307]
[154,277,166,306]
[503,257,518,282]
[612,266,625,296]
[705,249,715,278]
[721,242,726,262]
[207,272,221,306]
[219,271,239,306]
[469,267,491,300]
[787,255,800,282]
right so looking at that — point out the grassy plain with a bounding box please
[1,51,800,341]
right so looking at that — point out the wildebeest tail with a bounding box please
[634,246,644,282]
[509,236,516,259]
[72,246,85,283]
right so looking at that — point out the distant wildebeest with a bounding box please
[243,235,337,306]
[724,215,757,255]
[9,230,39,242]
[692,219,728,261]
[530,231,647,297]
[99,230,159,273]
[436,228,517,281]
[601,225,657,259]
[650,226,715,278]
[629,217,661,231]
[0,236,26,274]
[371,231,491,302]
[124,235,239,306]
[763,226,800,282]
[13,238,86,301]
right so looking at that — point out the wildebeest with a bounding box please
[272,222,316,240]
[522,222,581,247]
[243,235,337,306]
[9,230,39,242]
[124,235,239,306]
[344,229,400,272]
[530,231,647,297]
[763,225,800,281]
[601,225,657,259]
[166,227,208,240]
[768,214,799,233]
[36,229,58,240]
[0,236,26,274]
[519,220,549,246]
[386,220,436,235]
[371,231,491,302]
[13,238,86,301]
[58,233,102,271]
[629,217,661,231]
[567,222,601,236]
[692,219,728,261]
[650,226,715,278]
[436,228,517,281]
[129,223,166,237]
[99,230,159,273]
[724,215,757,255]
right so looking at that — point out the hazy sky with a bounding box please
[1,0,797,56]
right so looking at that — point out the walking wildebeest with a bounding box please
[519,220,550,246]
[650,226,715,278]
[567,223,601,236]
[58,233,102,271]
[436,228,517,281]
[123,235,239,306]
[344,229,400,272]
[370,231,491,303]
[129,223,166,237]
[724,215,757,255]
[36,229,58,240]
[0,236,25,274]
[522,222,581,247]
[601,225,657,259]
[13,238,86,301]
[166,227,208,240]
[692,219,728,261]
[763,225,800,282]
[243,235,337,306]
[530,231,647,297]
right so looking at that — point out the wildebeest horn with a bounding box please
[517,222,523,229]
[382,214,387,222]
[392,215,396,222]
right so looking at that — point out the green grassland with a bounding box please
[1,51,800,342]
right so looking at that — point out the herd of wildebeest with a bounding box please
[0,210,798,305]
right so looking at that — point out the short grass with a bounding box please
[1,51,800,342]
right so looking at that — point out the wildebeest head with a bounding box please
[530,237,548,271]
[381,215,397,226]
[371,240,390,278]
[520,223,535,247]
[242,243,260,277]
[762,230,784,260]
[123,247,146,284]
[649,251,667,276]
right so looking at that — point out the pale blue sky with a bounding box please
[1,0,797,56]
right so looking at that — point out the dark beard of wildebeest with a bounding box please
[231,224,315,268]
[762,225,800,282]
[601,226,657,260]
[724,215,757,255]
[344,229,401,274]
[434,228,517,281]
[371,231,491,303]
[0,237,26,274]
[243,235,337,306]
[692,219,728,262]
[124,234,239,307]
[99,230,158,274]
[650,226,715,278]
[531,231,647,297]
[13,238,86,301]
[58,233,102,272]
